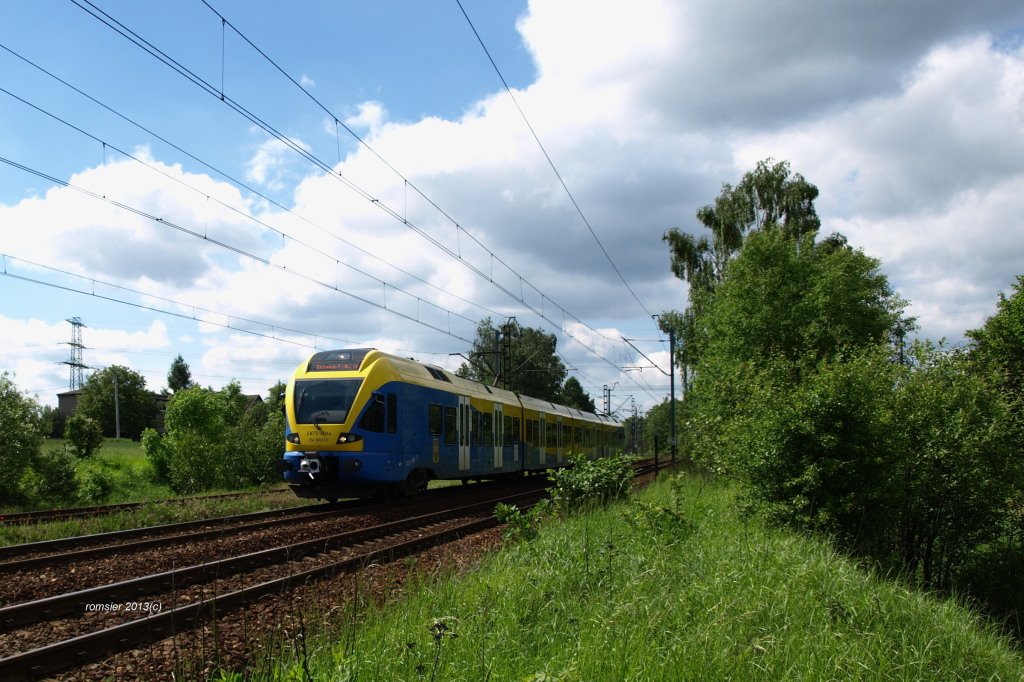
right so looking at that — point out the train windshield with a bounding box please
[293,379,362,424]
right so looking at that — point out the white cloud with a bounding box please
[299,74,315,89]
[4,0,1024,413]
[245,136,313,191]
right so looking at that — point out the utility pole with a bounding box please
[669,326,676,463]
[631,397,637,452]
[113,374,121,440]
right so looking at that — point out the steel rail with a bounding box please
[0,489,541,633]
[0,488,289,526]
[0,511,504,681]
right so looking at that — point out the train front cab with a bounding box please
[282,350,410,499]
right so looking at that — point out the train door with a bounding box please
[539,415,547,465]
[458,396,470,471]
[493,404,503,469]
[556,415,563,464]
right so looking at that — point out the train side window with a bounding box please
[429,404,442,436]
[471,407,480,446]
[503,415,513,443]
[481,412,493,447]
[443,406,456,445]
[513,417,521,442]
[359,395,385,432]
[575,426,582,447]
[386,393,397,433]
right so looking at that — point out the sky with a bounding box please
[1,0,1023,416]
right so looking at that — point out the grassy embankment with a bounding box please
[237,474,1024,681]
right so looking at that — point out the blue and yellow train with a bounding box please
[279,348,624,500]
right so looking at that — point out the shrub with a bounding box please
[142,427,171,484]
[64,413,104,458]
[888,343,1021,589]
[147,384,283,493]
[548,453,634,512]
[77,459,116,503]
[494,500,550,542]
[0,373,43,503]
[20,445,79,506]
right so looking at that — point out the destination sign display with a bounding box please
[306,348,373,373]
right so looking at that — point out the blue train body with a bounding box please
[280,348,624,500]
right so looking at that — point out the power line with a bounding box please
[0,82,490,336]
[454,0,656,324]
[0,253,462,361]
[0,155,477,343]
[93,0,638,380]
[0,42,502,320]
[33,2,670,403]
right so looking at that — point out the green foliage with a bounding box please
[167,353,194,393]
[142,427,171,484]
[967,275,1024,402]
[641,399,684,457]
[261,476,1024,681]
[622,475,694,541]
[663,159,822,370]
[889,343,1021,589]
[144,383,281,493]
[457,318,567,402]
[266,380,287,414]
[700,229,905,368]
[558,376,596,412]
[38,404,65,439]
[0,373,43,504]
[494,500,550,542]
[20,445,79,505]
[548,453,634,511]
[76,458,117,503]
[695,349,900,552]
[64,412,104,458]
[78,365,154,440]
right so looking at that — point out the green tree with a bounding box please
[967,275,1024,408]
[0,373,43,504]
[662,159,823,371]
[167,354,194,393]
[642,399,684,458]
[78,365,154,440]
[559,376,596,412]
[144,382,280,493]
[456,318,567,402]
[64,413,104,458]
[266,380,287,414]
[890,343,1020,589]
[699,229,906,369]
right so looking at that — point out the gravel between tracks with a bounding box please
[55,525,503,681]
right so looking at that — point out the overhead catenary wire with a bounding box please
[0,82,493,332]
[0,253,462,362]
[453,0,657,324]
[0,156,477,344]
[63,0,660,401]
[0,42,502,320]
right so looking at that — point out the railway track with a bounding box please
[0,487,292,526]
[0,457,666,680]
[0,488,543,681]
[0,476,546,574]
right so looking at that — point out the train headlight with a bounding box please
[286,433,301,444]
[336,433,363,444]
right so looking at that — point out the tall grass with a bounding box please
[246,474,1023,681]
